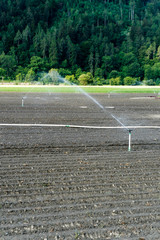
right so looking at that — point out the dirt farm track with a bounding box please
[0,92,160,240]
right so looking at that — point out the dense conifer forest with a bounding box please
[0,0,160,85]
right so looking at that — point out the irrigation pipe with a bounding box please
[0,123,160,129]
[1,123,159,152]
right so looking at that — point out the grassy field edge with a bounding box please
[0,85,160,93]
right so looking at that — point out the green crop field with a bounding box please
[0,85,160,93]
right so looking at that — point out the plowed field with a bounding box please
[0,92,160,239]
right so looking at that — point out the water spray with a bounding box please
[44,70,135,151]
[49,70,135,149]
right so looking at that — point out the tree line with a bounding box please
[0,0,160,85]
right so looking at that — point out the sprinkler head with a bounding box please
[128,129,133,134]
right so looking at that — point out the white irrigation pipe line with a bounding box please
[1,123,159,152]
[0,123,160,129]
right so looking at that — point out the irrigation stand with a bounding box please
[128,129,133,151]
[22,97,24,107]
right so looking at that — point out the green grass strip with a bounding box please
[0,85,160,93]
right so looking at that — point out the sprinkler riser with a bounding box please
[128,131,132,151]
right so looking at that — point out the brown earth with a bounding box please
[0,92,160,239]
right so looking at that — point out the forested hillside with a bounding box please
[0,0,160,85]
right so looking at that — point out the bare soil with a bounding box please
[0,92,160,239]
